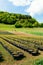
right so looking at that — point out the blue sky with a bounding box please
[0,0,43,23]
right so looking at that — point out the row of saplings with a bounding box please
[1,37,40,56]
[0,52,4,62]
[11,38,40,56]
[7,38,40,56]
[35,42,43,51]
[0,42,24,60]
[14,38,43,55]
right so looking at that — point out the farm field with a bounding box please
[0,30,43,65]
[14,28,43,36]
[0,5,43,65]
[0,24,43,65]
[0,24,43,36]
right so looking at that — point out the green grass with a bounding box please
[0,23,43,36]
[34,59,43,65]
[15,28,43,36]
[0,23,15,31]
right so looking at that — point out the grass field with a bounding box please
[0,24,43,36]
[15,28,43,36]
[0,24,43,65]
[0,24,15,31]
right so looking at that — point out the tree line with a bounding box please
[0,11,43,28]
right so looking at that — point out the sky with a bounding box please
[0,0,43,23]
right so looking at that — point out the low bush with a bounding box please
[34,59,43,65]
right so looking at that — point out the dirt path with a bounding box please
[9,31,43,38]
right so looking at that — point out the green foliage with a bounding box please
[34,59,43,65]
[0,11,43,28]
[15,21,22,28]
[23,22,33,28]
[40,23,43,27]
[33,22,40,27]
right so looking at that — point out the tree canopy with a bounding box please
[0,11,43,28]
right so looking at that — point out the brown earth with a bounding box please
[9,31,43,39]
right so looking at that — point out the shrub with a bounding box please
[15,21,22,28]
[34,59,43,65]
[40,23,43,27]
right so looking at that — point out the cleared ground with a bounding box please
[0,24,43,65]
[0,31,43,65]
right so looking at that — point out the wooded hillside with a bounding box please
[0,11,43,28]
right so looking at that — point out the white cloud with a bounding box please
[9,0,43,16]
[9,0,31,6]
[26,0,43,16]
